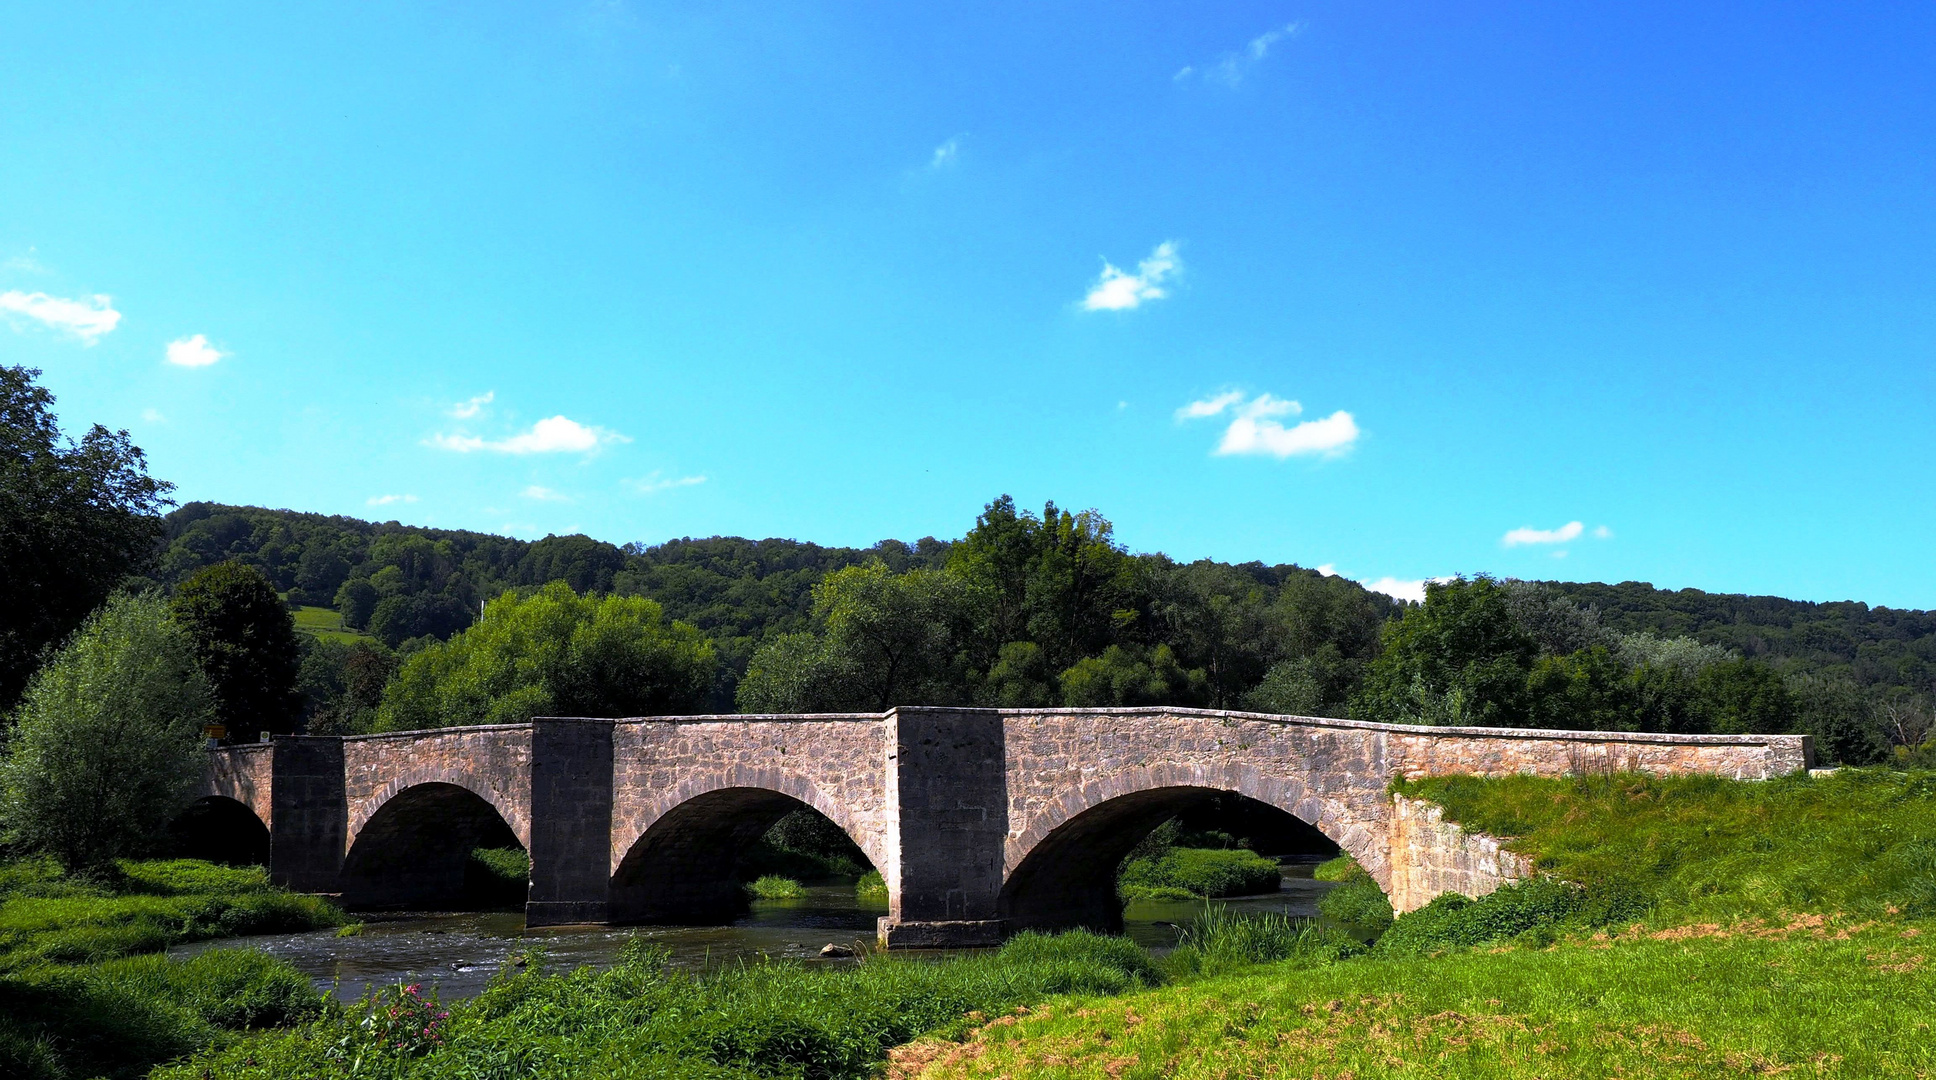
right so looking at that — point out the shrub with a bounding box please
[1374,877,1644,955]
[1314,857,1394,936]
[1119,847,1280,900]
[0,594,212,872]
[855,871,888,904]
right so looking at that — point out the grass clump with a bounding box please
[746,875,807,900]
[1163,907,1364,979]
[1312,855,1396,937]
[855,870,888,904]
[1118,847,1280,902]
[156,930,1161,1080]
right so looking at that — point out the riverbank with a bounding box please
[0,858,345,1080]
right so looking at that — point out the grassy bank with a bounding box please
[899,921,1936,1078]
[156,931,1160,1080]
[0,857,344,1079]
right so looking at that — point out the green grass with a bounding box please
[746,874,807,899]
[0,857,342,1079]
[1118,847,1281,901]
[290,605,374,643]
[154,931,1162,1080]
[856,870,888,905]
[0,857,347,970]
[899,922,1936,1079]
[1396,767,1936,924]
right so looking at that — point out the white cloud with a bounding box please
[1502,521,1585,547]
[1592,525,1614,540]
[929,137,960,169]
[0,291,121,343]
[1082,241,1180,311]
[1179,22,1300,87]
[627,471,707,495]
[165,334,226,367]
[1219,407,1359,458]
[431,415,628,455]
[141,408,165,422]
[1175,390,1244,419]
[367,494,419,506]
[1178,390,1359,459]
[1316,564,1338,577]
[1361,576,1447,604]
[449,391,494,419]
[521,485,571,502]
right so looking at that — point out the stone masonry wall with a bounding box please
[609,714,891,876]
[342,725,535,857]
[201,743,274,828]
[1386,793,1535,913]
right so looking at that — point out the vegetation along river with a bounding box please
[169,866,1338,1001]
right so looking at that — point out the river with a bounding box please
[171,866,1338,1001]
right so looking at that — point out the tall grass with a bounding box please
[1163,907,1364,978]
[1118,847,1280,901]
[155,930,1163,1080]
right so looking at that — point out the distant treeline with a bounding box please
[141,498,1936,767]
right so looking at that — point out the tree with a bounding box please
[297,638,396,735]
[735,563,970,712]
[0,593,212,872]
[378,582,716,730]
[948,495,1141,673]
[0,366,175,708]
[1059,643,1206,707]
[170,561,303,738]
[1351,576,1539,727]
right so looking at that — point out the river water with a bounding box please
[171,867,1337,1001]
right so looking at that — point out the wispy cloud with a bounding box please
[0,291,121,343]
[431,415,629,455]
[449,391,494,419]
[367,494,419,506]
[3,250,48,274]
[1502,521,1583,547]
[521,485,571,502]
[1177,22,1299,87]
[1179,390,1359,459]
[165,334,226,367]
[929,137,961,170]
[141,408,165,423]
[627,471,707,495]
[1082,241,1180,311]
[1592,525,1614,540]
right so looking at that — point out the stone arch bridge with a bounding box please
[200,707,1811,947]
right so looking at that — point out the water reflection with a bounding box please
[170,865,1336,1001]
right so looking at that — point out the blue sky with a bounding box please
[4,2,1934,608]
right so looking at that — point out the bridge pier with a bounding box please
[877,708,1011,948]
[525,718,615,927]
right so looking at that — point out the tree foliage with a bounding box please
[170,561,302,737]
[377,583,716,729]
[0,367,174,708]
[0,593,212,871]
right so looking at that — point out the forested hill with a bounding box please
[1547,581,1936,695]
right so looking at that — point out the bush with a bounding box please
[1373,877,1642,955]
[1119,847,1280,900]
[0,594,212,872]
[855,871,887,905]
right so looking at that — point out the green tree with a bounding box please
[735,564,970,712]
[1059,644,1206,707]
[1351,576,1539,727]
[297,638,396,735]
[0,366,175,708]
[948,495,1141,673]
[378,582,716,730]
[0,593,212,871]
[170,561,302,737]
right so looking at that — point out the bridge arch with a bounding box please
[342,781,527,910]
[167,795,271,867]
[999,762,1384,933]
[610,769,879,924]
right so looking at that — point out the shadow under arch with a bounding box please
[342,782,524,910]
[999,785,1340,934]
[166,795,271,867]
[609,787,872,924]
